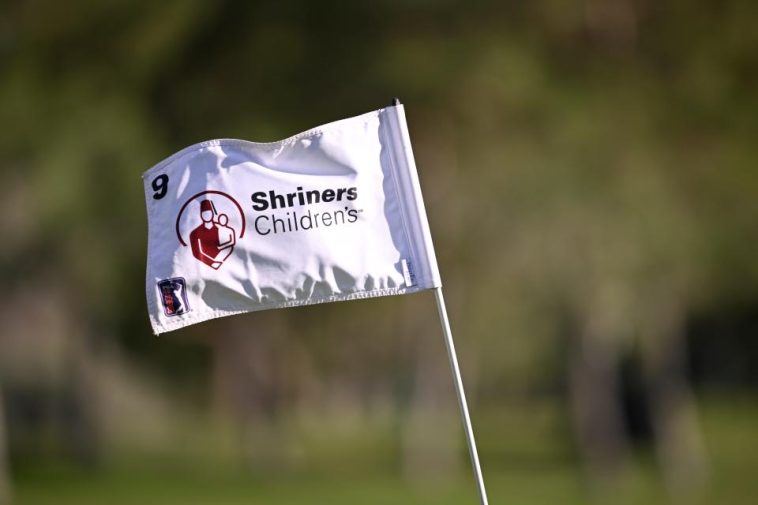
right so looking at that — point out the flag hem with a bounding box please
[150,284,433,335]
[382,105,442,288]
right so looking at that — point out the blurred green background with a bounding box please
[1,1,757,504]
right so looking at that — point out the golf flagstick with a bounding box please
[143,97,489,503]
[434,287,489,505]
[388,97,488,504]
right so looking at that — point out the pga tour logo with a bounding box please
[157,277,189,317]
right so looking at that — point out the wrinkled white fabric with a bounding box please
[143,105,440,334]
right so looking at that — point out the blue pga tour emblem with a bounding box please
[157,277,190,316]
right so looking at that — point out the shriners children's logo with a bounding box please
[158,277,189,316]
[175,191,246,270]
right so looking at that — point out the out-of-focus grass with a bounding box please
[12,394,758,505]
[697,394,758,505]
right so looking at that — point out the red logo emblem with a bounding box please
[175,191,246,270]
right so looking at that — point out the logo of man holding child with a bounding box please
[175,191,246,270]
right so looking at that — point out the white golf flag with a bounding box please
[143,104,440,334]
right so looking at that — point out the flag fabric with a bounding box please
[143,104,440,334]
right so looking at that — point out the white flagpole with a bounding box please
[434,287,489,505]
